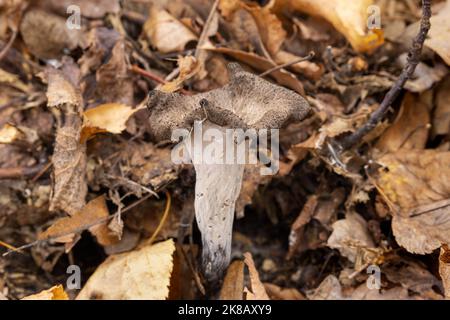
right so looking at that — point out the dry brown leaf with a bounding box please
[375,93,430,154]
[236,164,271,218]
[309,275,343,300]
[425,0,450,66]
[95,40,134,105]
[39,195,119,247]
[350,284,409,300]
[327,212,375,263]
[77,239,175,300]
[288,188,345,259]
[143,7,197,54]
[243,252,270,300]
[203,45,304,95]
[20,9,82,60]
[374,150,450,254]
[433,77,450,137]
[21,285,68,300]
[81,103,139,142]
[264,283,305,300]
[43,0,120,18]
[274,0,383,53]
[384,258,441,295]
[160,56,200,93]
[439,245,450,299]
[399,56,448,93]
[220,260,245,300]
[219,0,286,56]
[46,65,87,216]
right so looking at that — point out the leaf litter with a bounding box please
[0,0,449,301]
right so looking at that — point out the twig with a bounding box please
[259,51,315,77]
[0,29,17,62]
[148,191,171,245]
[0,165,44,179]
[194,0,219,58]
[131,64,190,95]
[338,0,432,150]
[2,191,158,256]
[130,64,167,84]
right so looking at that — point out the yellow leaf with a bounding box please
[77,239,176,300]
[81,103,138,142]
[273,0,384,53]
[22,285,69,300]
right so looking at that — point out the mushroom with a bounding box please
[147,63,311,283]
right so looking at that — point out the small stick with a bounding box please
[338,0,432,150]
[194,0,219,59]
[148,191,171,245]
[0,29,17,62]
[0,165,44,179]
[259,51,315,77]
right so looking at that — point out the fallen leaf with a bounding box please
[309,275,343,300]
[240,0,287,56]
[350,283,409,300]
[43,0,120,18]
[45,63,87,216]
[39,195,119,247]
[20,9,82,59]
[264,283,305,300]
[220,260,245,300]
[374,150,450,254]
[143,7,197,54]
[384,258,441,295]
[160,56,200,93]
[425,0,450,65]
[21,285,68,300]
[243,252,270,300]
[439,245,450,299]
[433,77,450,137]
[375,92,430,154]
[327,212,375,263]
[274,0,384,53]
[77,239,175,300]
[95,40,134,105]
[397,53,448,93]
[288,188,345,259]
[81,103,139,142]
[203,45,305,95]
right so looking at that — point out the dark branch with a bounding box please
[338,0,432,150]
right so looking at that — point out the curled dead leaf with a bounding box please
[243,252,270,300]
[143,7,197,53]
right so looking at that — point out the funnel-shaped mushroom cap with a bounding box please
[147,63,311,141]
